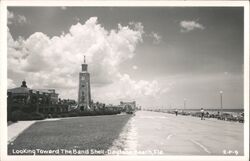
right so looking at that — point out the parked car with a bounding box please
[217,113,232,120]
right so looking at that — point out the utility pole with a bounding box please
[220,91,223,115]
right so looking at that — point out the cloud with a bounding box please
[7,10,14,24]
[16,15,27,24]
[92,74,167,104]
[180,20,205,33]
[129,21,144,35]
[7,10,14,19]
[149,32,162,44]
[132,65,138,70]
[73,16,80,22]
[8,17,166,104]
[60,6,67,10]
[7,9,27,25]
[8,79,16,89]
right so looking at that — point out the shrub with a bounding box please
[11,110,45,121]
[68,112,79,117]
[60,113,69,117]
[29,112,45,120]
[11,110,30,121]
[51,113,58,118]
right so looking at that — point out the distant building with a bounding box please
[60,99,77,112]
[8,80,59,105]
[78,56,91,111]
[120,101,136,112]
[35,89,59,104]
[7,80,32,105]
[7,80,65,119]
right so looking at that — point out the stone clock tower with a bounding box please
[78,56,91,111]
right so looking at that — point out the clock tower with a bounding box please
[78,55,91,111]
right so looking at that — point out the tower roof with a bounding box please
[81,55,88,72]
[8,87,31,94]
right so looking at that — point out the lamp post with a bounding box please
[220,91,223,115]
[184,98,186,110]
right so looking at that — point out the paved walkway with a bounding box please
[114,111,244,155]
[8,121,36,143]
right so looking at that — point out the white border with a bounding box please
[0,1,249,161]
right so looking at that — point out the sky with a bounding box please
[7,7,244,109]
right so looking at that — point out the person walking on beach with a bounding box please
[175,109,178,116]
[201,108,205,120]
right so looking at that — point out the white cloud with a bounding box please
[7,10,14,19]
[8,17,166,104]
[132,65,138,70]
[73,16,80,22]
[8,79,16,89]
[61,6,67,10]
[180,20,205,32]
[92,74,167,104]
[129,21,144,35]
[7,10,14,24]
[150,32,162,44]
[16,15,27,24]
[7,9,27,25]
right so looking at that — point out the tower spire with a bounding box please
[81,55,88,72]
